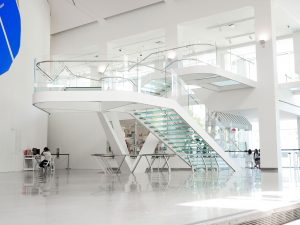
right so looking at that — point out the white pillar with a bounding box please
[216,48,226,69]
[297,117,300,149]
[254,0,281,170]
[293,32,300,77]
[97,112,131,173]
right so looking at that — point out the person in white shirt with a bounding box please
[39,147,52,168]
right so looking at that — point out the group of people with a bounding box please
[246,148,261,169]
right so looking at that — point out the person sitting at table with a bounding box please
[39,147,52,168]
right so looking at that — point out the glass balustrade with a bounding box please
[224,51,257,80]
[277,52,300,83]
[34,43,257,94]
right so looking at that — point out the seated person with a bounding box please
[39,147,52,168]
[253,149,260,169]
[246,149,253,168]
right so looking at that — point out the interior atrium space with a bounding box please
[2,0,300,224]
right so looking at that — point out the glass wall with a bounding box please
[280,118,299,168]
[225,45,257,80]
[276,38,296,83]
[280,119,298,149]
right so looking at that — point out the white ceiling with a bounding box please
[178,7,255,47]
[178,2,300,48]
[49,0,300,56]
[49,0,164,34]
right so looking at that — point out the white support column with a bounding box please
[297,117,300,149]
[216,48,226,70]
[109,112,128,152]
[293,32,300,77]
[254,0,281,170]
[131,133,159,173]
[97,112,131,173]
[166,25,181,98]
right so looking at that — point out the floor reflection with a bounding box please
[21,168,300,198]
[93,170,238,194]
[13,168,300,225]
[22,170,64,196]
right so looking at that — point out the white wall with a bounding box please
[48,112,107,169]
[0,0,50,172]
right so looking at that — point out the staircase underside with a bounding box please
[176,65,257,91]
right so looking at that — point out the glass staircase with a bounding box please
[132,107,232,172]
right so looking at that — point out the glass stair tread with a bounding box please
[162,136,201,140]
[138,114,179,119]
[144,119,184,124]
[171,143,200,147]
[168,139,202,143]
[158,131,196,135]
[145,121,185,126]
[136,108,173,113]
[150,124,190,128]
[136,112,176,117]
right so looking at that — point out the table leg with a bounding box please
[145,156,152,173]
[161,157,168,169]
[131,155,142,174]
[149,156,157,173]
[164,156,171,173]
[158,156,161,172]
[66,154,71,170]
[94,157,107,174]
[117,155,126,174]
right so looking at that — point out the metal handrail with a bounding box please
[164,58,210,70]
[128,43,216,71]
[281,149,300,151]
[35,59,161,82]
[99,76,137,87]
[226,50,255,65]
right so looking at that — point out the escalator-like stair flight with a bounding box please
[133,107,232,171]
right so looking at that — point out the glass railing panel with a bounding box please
[281,149,300,168]
[34,59,161,94]
[35,43,257,95]
[224,51,257,81]
[277,52,299,83]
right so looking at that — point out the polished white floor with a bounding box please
[0,169,300,225]
[286,220,300,224]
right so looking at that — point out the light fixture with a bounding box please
[98,64,107,73]
[227,23,235,28]
[259,39,266,48]
[167,50,176,59]
[258,33,269,48]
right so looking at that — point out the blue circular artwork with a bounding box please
[0,0,21,76]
